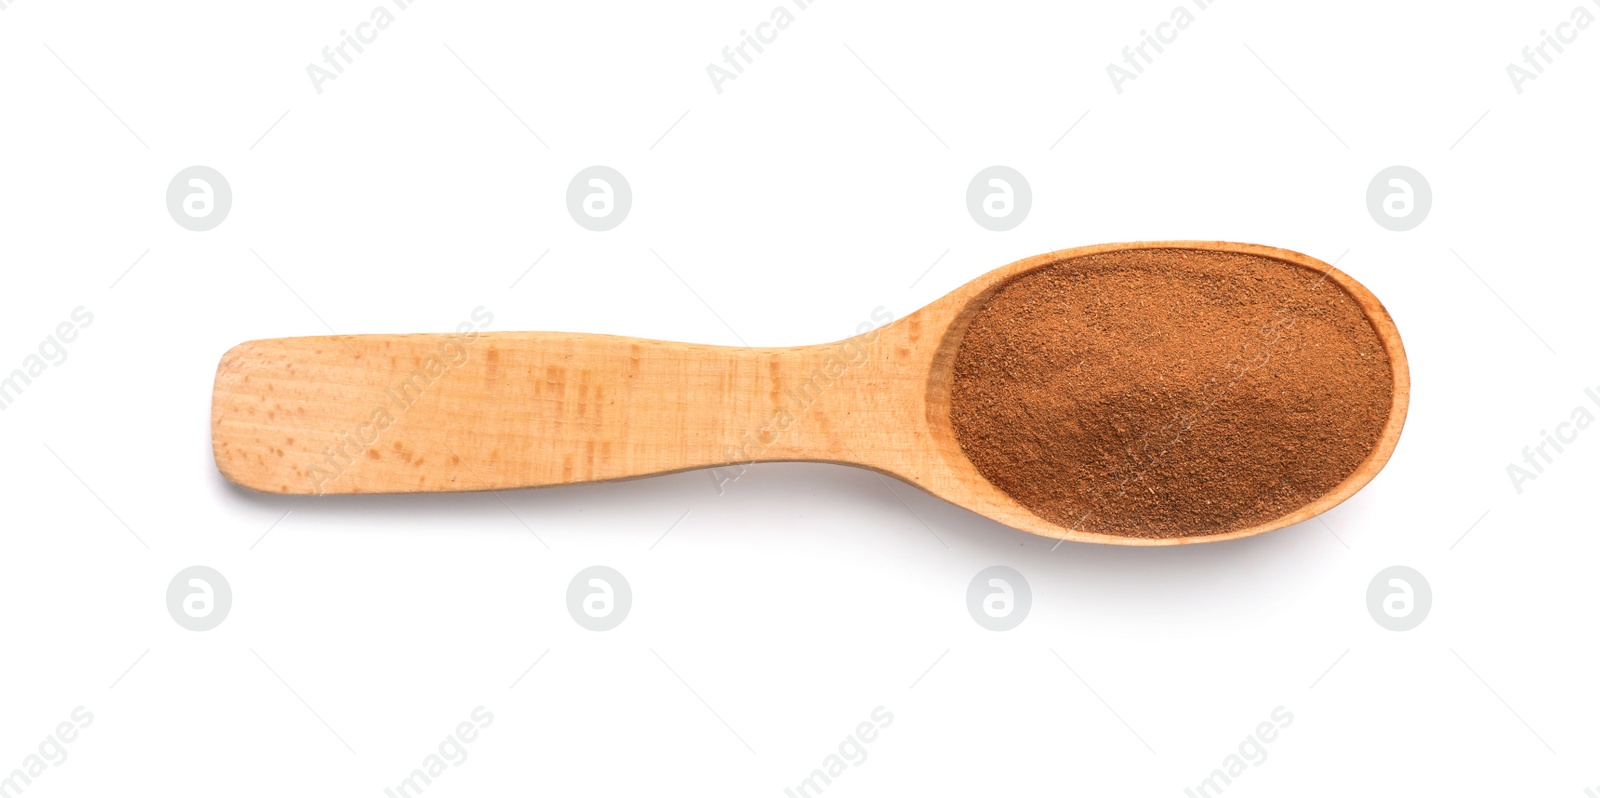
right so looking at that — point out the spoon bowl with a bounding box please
[212,241,1408,545]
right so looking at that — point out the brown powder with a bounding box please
[948,248,1394,539]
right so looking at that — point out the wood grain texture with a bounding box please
[212,241,1410,545]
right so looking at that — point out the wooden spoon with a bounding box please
[212,241,1408,545]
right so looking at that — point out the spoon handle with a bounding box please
[212,330,899,495]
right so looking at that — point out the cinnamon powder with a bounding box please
[949,248,1393,539]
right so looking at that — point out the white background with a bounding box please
[2,0,1597,795]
